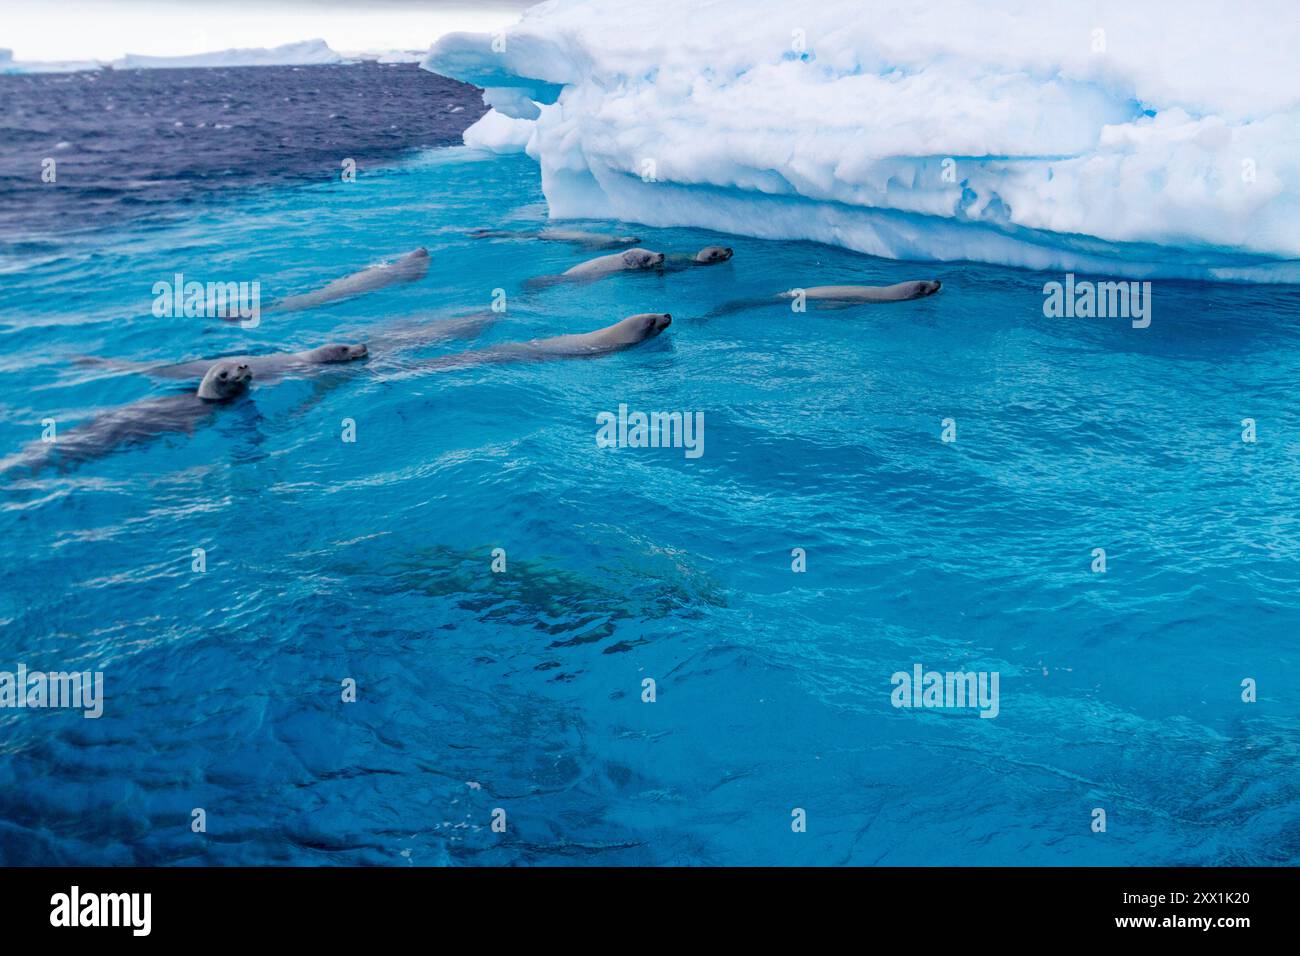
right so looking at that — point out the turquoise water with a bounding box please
[1,148,1298,865]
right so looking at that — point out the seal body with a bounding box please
[367,311,498,350]
[472,228,640,249]
[780,280,942,302]
[539,229,641,248]
[415,313,672,372]
[662,246,735,272]
[705,278,941,319]
[123,343,366,382]
[521,312,673,356]
[1,361,252,476]
[267,248,430,314]
[560,248,665,280]
[77,343,367,384]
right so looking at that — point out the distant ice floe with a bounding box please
[0,46,104,74]
[346,50,428,65]
[424,0,1300,281]
[113,39,345,70]
[0,39,348,75]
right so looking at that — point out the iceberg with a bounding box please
[424,0,1300,282]
[113,39,344,71]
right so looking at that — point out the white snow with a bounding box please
[113,39,344,70]
[464,108,536,153]
[424,0,1300,281]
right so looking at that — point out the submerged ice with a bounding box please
[424,0,1300,281]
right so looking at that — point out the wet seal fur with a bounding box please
[778,280,942,303]
[78,343,368,384]
[526,248,666,289]
[1,360,253,476]
[472,228,641,250]
[264,248,430,315]
[410,313,672,372]
[706,278,942,318]
[662,246,734,272]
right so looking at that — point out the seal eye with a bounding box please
[219,371,228,380]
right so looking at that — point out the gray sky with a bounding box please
[5,0,537,61]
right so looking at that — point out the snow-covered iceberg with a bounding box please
[114,39,344,71]
[424,0,1300,281]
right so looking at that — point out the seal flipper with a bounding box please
[701,295,786,320]
[522,274,565,291]
[73,355,157,376]
[808,299,867,311]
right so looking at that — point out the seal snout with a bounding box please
[658,313,672,330]
[352,343,369,359]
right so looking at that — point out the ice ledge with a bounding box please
[422,0,1300,281]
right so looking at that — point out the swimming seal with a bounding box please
[706,278,942,318]
[524,248,666,289]
[409,313,672,372]
[472,228,641,249]
[778,280,942,303]
[0,360,252,476]
[78,343,368,383]
[562,248,664,280]
[661,246,735,272]
[264,247,430,314]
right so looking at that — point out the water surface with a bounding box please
[0,127,1297,865]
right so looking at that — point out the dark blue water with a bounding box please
[0,62,484,248]
[1,67,1298,866]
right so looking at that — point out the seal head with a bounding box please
[606,312,672,346]
[196,360,252,401]
[905,279,942,298]
[694,246,734,264]
[304,343,369,364]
